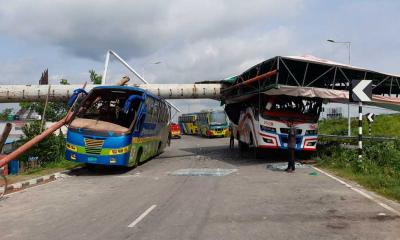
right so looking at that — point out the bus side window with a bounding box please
[158,104,162,123]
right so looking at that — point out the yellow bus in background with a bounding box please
[196,110,230,138]
[178,113,198,135]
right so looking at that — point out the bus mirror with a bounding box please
[123,95,144,114]
[67,88,88,108]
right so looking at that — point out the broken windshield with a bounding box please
[262,96,322,122]
[76,88,143,130]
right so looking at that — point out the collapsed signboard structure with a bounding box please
[216,55,400,110]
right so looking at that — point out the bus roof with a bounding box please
[93,85,163,101]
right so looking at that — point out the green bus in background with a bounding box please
[196,110,230,138]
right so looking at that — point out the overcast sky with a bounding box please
[0,0,399,114]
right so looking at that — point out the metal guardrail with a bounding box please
[318,134,398,141]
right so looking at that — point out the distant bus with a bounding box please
[226,95,322,151]
[169,123,181,139]
[65,86,170,167]
[196,110,230,137]
[178,113,198,135]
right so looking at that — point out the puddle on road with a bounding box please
[170,168,237,176]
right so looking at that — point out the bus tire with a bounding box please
[85,163,96,171]
[157,142,162,155]
[238,133,249,152]
[238,141,246,151]
[135,148,143,167]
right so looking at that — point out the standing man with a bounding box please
[286,124,296,173]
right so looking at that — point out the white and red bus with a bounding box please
[227,95,322,151]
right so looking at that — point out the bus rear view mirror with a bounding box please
[123,95,144,114]
[67,88,88,108]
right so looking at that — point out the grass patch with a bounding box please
[5,160,82,185]
[315,141,400,201]
[319,113,400,137]
[21,159,81,175]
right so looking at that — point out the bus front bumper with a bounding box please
[208,129,229,137]
[66,150,130,166]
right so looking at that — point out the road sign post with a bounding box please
[350,80,372,160]
[358,102,362,159]
[366,113,375,136]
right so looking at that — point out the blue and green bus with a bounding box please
[65,86,170,167]
[196,110,230,138]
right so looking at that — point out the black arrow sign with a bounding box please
[366,113,375,122]
[351,80,372,102]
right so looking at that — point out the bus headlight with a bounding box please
[66,143,78,152]
[263,138,273,143]
[260,125,276,133]
[307,141,316,146]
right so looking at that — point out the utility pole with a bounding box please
[327,39,352,136]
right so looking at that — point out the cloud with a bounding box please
[0,58,39,84]
[149,26,296,84]
[0,0,304,61]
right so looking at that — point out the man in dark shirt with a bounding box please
[286,125,296,173]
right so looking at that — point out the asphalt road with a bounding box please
[0,136,399,240]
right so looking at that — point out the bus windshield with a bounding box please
[262,96,322,122]
[210,111,227,126]
[73,88,143,132]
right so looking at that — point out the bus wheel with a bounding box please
[239,141,248,152]
[135,148,143,167]
[157,142,162,155]
[85,163,96,171]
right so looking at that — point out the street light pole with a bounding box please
[327,39,352,136]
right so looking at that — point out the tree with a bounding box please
[17,120,65,166]
[16,78,68,168]
[89,70,102,84]
[60,79,69,85]
[19,79,70,122]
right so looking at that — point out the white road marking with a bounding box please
[313,167,400,216]
[128,205,157,228]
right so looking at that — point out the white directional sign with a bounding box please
[351,80,372,102]
[366,113,375,122]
